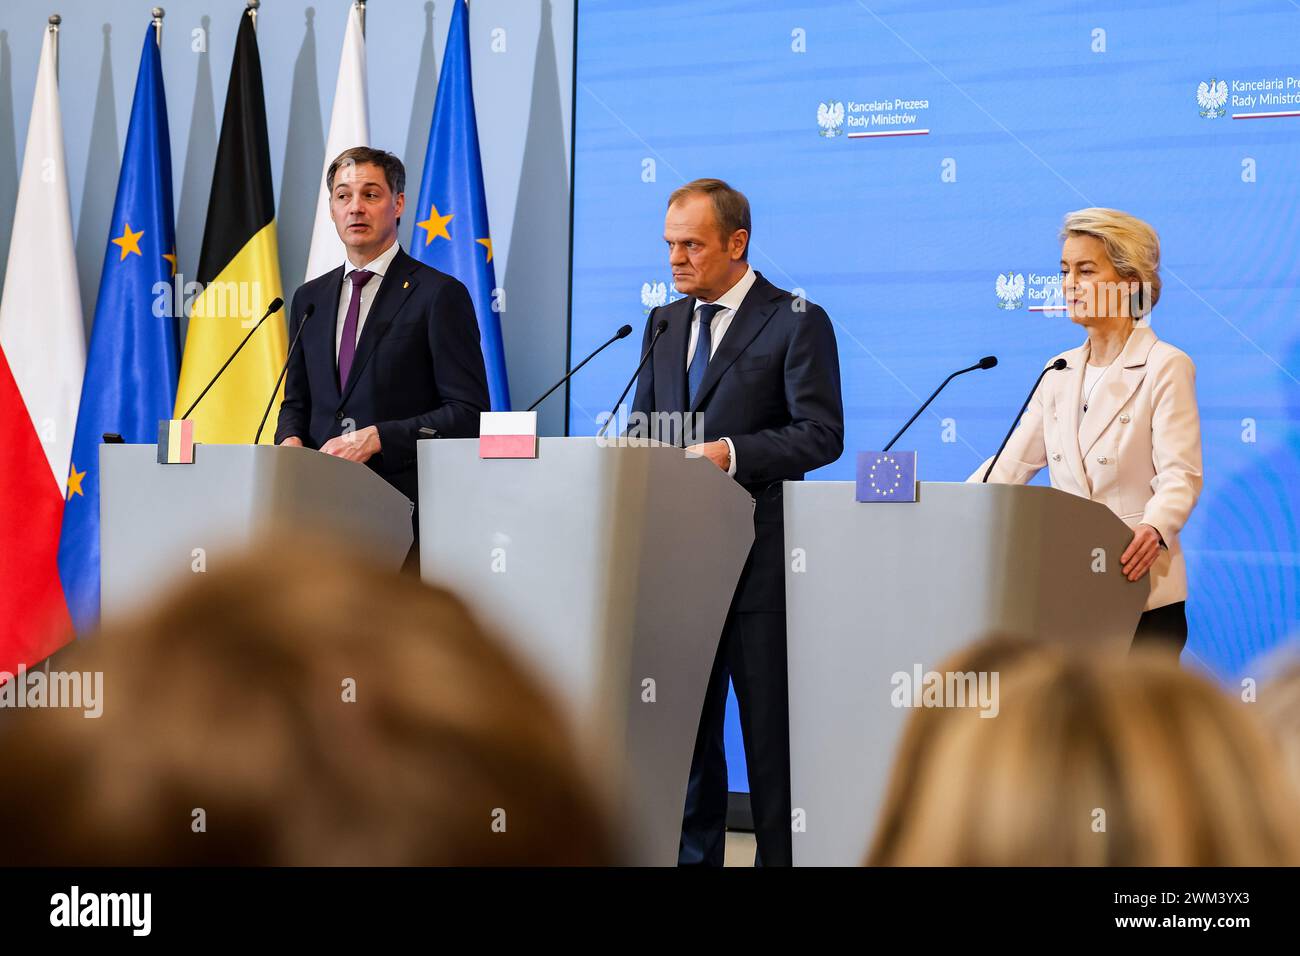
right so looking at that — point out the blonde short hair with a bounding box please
[868,640,1300,866]
[1060,207,1162,316]
[1259,656,1300,800]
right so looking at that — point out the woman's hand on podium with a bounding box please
[1120,523,1162,582]
[279,436,304,448]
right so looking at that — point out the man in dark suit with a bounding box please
[275,147,489,520]
[631,179,844,866]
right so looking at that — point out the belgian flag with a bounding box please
[175,6,285,443]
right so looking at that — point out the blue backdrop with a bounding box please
[569,0,1300,790]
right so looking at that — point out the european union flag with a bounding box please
[411,0,510,410]
[57,24,179,632]
[856,451,918,503]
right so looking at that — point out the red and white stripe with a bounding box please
[848,129,930,138]
[479,411,538,459]
[1232,110,1300,120]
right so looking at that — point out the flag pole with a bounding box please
[152,7,165,47]
[358,1,366,38]
[247,0,259,32]
[47,14,60,78]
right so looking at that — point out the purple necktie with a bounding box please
[337,268,374,388]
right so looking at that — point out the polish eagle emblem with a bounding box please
[641,281,668,312]
[1196,78,1228,118]
[817,100,845,137]
[995,272,1025,310]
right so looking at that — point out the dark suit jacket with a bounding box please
[274,247,490,506]
[630,271,844,612]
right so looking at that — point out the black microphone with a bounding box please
[255,302,314,445]
[883,356,998,452]
[597,318,668,438]
[180,296,285,420]
[982,357,1067,483]
[527,323,633,412]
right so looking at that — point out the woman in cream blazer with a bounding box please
[972,208,1203,652]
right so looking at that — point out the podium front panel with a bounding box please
[785,480,1147,866]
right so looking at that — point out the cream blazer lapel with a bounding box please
[1077,326,1157,460]
[1054,343,1090,496]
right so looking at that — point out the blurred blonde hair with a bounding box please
[868,640,1300,866]
[0,533,614,866]
[1061,207,1162,315]
[1258,655,1300,800]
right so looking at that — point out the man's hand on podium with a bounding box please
[279,436,304,448]
[686,440,730,472]
[320,425,382,464]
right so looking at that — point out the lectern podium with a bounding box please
[100,444,413,620]
[784,480,1149,866]
[418,437,755,866]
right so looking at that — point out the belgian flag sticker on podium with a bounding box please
[173,6,286,445]
[157,418,195,465]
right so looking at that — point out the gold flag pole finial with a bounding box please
[152,7,165,46]
[247,0,260,31]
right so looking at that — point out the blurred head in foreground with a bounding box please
[868,637,1300,866]
[1258,652,1300,801]
[0,535,613,865]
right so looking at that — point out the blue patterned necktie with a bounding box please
[687,303,725,405]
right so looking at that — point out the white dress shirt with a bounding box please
[685,265,756,477]
[335,239,402,360]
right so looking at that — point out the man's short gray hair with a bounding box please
[668,178,751,260]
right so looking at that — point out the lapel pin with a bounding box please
[403,280,410,289]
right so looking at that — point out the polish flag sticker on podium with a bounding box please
[479,411,538,459]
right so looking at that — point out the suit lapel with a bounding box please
[661,297,692,412]
[688,274,781,413]
[1076,326,1155,458]
[315,266,345,402]
[1056,345,1090,496]
[340,249,420,402]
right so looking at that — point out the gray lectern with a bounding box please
[100,444,413,621]
[418,437,755,866]
[785,480,1149,867]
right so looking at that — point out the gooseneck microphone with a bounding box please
[597,318,668,438]
[883,356,998,452]
[527,323,633,412]
[982,357,1068,483]
[255,302,315,445]
[180,296,285,420]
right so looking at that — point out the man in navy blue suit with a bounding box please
[275,147,489,518]
[631,179,844,866]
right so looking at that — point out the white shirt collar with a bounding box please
[345,238,401,279]
[696,265,756,313]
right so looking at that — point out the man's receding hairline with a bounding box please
[333,164,393,190]
[667,194,729,236]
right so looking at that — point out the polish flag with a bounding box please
[0,22,84,672]
[479,411,538,459]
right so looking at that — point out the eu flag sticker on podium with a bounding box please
[856,451,917,502]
